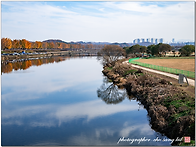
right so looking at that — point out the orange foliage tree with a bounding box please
[47,42,54,49]
[35,41,42,49]
[31,42,36,49]
[26,41,31,49]
[1,38,99,50]
[42,42,48,49]
[1,38,12,49]
[12,39,21,49]
[20,39,31,49]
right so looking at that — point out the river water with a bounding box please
[1,56,171,146]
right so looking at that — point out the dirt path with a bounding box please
[124,61,195,87]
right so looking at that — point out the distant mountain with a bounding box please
[42,39,133,47]
[43,39,68,44]
[110,42,131,48]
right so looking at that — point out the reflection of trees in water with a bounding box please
[97,78,126,104]
[1,56,70,74]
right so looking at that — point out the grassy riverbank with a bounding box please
[130,59,195,79]
[102,59,195,146]
[136,58,195,72]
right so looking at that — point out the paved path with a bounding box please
[124,61,195,87]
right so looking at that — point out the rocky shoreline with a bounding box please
[102,59,195,146]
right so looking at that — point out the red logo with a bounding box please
[184,137,190,143]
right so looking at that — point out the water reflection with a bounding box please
[1,57,171,146]
[97,78,126,104]
[2,100,139,127]
[1,56,70,74]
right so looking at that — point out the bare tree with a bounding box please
[97,80,126,104]
[98,45,126,66]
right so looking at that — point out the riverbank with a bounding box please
[102,59,195,146]
[1,50,98,62]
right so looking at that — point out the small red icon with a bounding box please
[184,137,190,143]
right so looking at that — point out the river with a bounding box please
[1,56,171,145]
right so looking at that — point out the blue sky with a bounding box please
[1,1,195,43]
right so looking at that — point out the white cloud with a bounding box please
[119,123,154,137]
[1,2,194,42]
[1,99,139,127]
[53,100,139,124]
[1,57,103,102]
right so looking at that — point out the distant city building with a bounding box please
[132,38,167,45]
[159,38,163,43]
[131,37,194,47]
[151,38,154,43]
[155,38,158,44]
[133,39,136,44]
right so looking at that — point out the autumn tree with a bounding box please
[20,39,31,49]
[42,42,48,49]
[31,42,37,49]
[35,41,42,49]
[47,42,54,49]
[65,43,70,49]
[12,39,21,49]
[98,45,126,66]
[26,41,31,49]
[53,42,58,49]
[1,38,12,49]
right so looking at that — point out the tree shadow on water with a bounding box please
[97,78,127,104]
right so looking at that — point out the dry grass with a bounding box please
[136,59,195,72]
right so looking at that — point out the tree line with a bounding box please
[2,38,194,57]
[98,44,195,67]
[124,43,195,57]
[1,38,106,50]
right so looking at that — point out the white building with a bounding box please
[159,38,163,43]
[133,39,136,44]
[151,38,154,43]
[155,38,158,44]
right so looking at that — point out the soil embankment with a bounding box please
[102,59,195,146]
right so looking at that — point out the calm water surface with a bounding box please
[1,57,171,146]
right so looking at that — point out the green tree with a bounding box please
[159,44,172,56]
[151,44,159,56]
[147,43,171,56]
[140,46,147,54]
[125,44,141,54]
[147,44,155,54]
[179,45,195,56]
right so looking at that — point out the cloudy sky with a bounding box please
[1,1,195,43]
